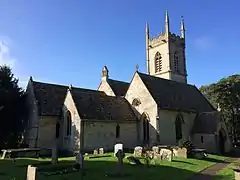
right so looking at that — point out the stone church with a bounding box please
[25,11,232,154]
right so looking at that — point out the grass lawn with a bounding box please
[0,153,228,180]
[214,161,239,180]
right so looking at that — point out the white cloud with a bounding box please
[0,40,15,68]
[194,36,216,52]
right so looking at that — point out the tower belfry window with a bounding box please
[155,52,162,73]
[174,52,179,73]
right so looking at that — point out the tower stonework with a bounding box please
[146,11,187,83]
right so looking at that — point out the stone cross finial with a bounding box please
[136,64,139,72]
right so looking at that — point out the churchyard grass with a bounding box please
[0,153,228,180]
[214,162,238,180]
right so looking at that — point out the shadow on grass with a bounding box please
[0,158,234,180]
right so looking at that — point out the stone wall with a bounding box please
[25,80,39,148]
[158,110,196,145]
[62,90,81,153]
[82,121,138,152]
[98,80,115,96]
[192,133,217,153]
[37,116,59,149]
[125,72,158,146]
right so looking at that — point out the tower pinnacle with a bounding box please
[180,16,185,39]
[165,10,170,35]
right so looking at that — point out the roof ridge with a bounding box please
[137,71,195,87]
[108,78,130,84]
[32,80,68,88]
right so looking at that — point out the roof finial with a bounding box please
[180,16,185,39]
[30,76,33,81]
[136,64,139,72]
[68,84,72,90]
[101,65,109,81]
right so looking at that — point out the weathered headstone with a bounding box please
[134,146,143,157]
[99,148,104,155]
[177,147,187,158]
[93,149,98,155]
[1,150,6,159]
[51,147,58,164]
[152,146,159,159]
[26,165,37,180]
[114,143,123,156]
[115,149,125,166]
[159,148,173,161]
[75,153,84,169]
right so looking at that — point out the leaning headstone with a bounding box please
[93,149,98,155]
[26,165,37,180]
[134,146,143,157]
[1,150,6,159]
[51,147,58,164]
[114,143,123,156]
[99,148,104,155]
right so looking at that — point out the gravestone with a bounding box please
[115,149,125,170]
[134,146,143,157]
[26,165,37,180]
[75,153,84,169]
[177,147,187,158]
[114,143,123,156]
[127,156,142,166]
[99,148,104,155]
[159,148,173,161]
[93,149,98,155]
[1,150,6,159]
[152,146,159,159]
[51,147,58,164]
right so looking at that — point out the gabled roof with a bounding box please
[31,80,68,116]
[107,79,130,96]
[192,112,220,134]
[137,72,215,112]
[70,87,136,121]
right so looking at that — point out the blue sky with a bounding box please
[0,0,239,89]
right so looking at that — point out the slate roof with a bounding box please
[137,72,216,112]
[31,81,68,116]
[70,87,136,120]
[107,79,130,96]
[30,80,136,120]
[192,112,220,134]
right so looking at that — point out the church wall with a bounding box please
[158,109,196,145]
[62,90,81,153]
[98,80,115,96]
[192,133,217,153]
[25,80,39,148]
[37,116,59,149]
[125,72,158,146]
[82,121,137,152]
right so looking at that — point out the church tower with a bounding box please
[146,10,187,83]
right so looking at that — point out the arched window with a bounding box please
[116,124,120,138]
[175,115,184,142]
[66,111,72,136]
[174,52,179,73]
[155,52,162,73]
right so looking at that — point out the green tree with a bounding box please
[0,65,28,149]
[200,74,240,145]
